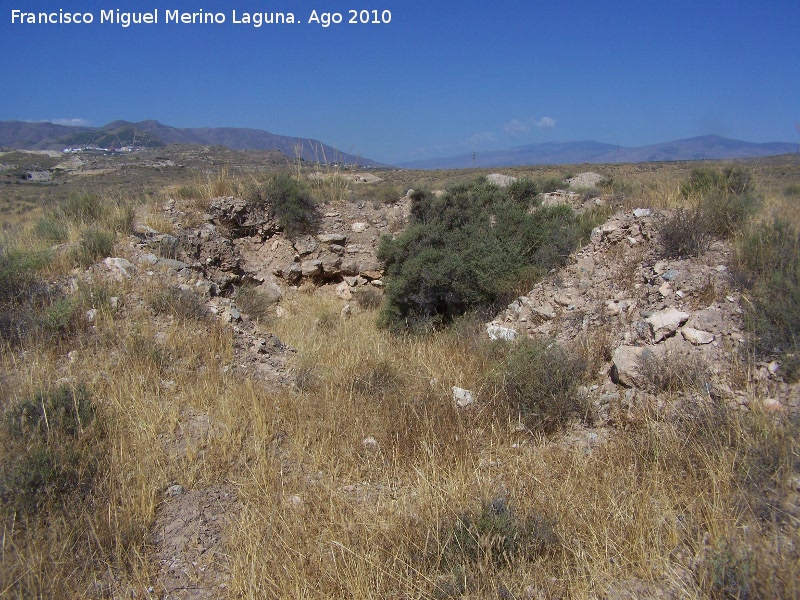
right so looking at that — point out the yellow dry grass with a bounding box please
[1,160,799,598]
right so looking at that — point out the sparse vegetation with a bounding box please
[499,338,587,432]
[1,153,799,598]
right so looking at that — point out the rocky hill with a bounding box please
[0,119,382,166]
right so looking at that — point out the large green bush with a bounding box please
[378,178,582,330]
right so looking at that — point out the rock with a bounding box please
[328,244,345,255]
[157,258,190,271]
[284,263,302,284]
[681,327,715,345]
[611,345,646,387]
[486,173,517,187]
[293,235,319,255]
[351,222,368,233]
[223,306,242,323]
[658,282,673,297]
[104,257,135,278]
[768,361,780,375]
[335,281,352,300]
[632,208,651,218]
[341,303,352,320]
[646,307,690,342]
[340,260,360,276]
[319,253,342,275]
[109,296,119,309]
[300,260,322,277]
[362,437,378,451]
[86,308,97,322]
[138,253,159,266]
[662,269,679,281]
[532,303,556,319]
[318,233,346,244]
[487,324,518,341]
[452,386,475,408]
[165,484,185,497]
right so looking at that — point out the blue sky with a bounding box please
[1,0,798,163]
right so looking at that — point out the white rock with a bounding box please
[452,386,475,408]
[646,307,690,342]
[340,303,352,320]
[362,437,379,451]
[351,222,368,233]
[86,308,97,322]
[611,345,646,387]
[768,361,780,375]
[335,281,352,300]
[632,208,651,218]
[681,327,715,345]
[487,324,518,341]
[104,257,135,279]
[532,303,556,319]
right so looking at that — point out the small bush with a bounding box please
[148,287,208,320]
[60,192,104,224]
[636,349,711,393]
[264,173,319,237]
[235,284,279,321]
[707,540,756,600]
[659,208,710,258]
[1,384,97,516]
[74,227,114,267]
[42,296,85,338]
[353,286,383,310]
[732,219,800,370]
[0,247,51,303]
[7,383,95,441]
[438,498,558,572]
[500,339,586,432]
[505,178,541,207]
[33,212,69,243]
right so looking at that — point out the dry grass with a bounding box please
[1,161,799,598]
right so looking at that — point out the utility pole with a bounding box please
[472,151,476,168]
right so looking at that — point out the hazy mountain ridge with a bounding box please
[400,135,797,169]
[0,120,381,166]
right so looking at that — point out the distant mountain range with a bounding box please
[399,135,798,169]
[0,119,381,167]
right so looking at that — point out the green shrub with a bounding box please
[42,296,85,338]
[438,498,558,572]
[679,166,758,239]
[60,192,105,224]
[378,179,582,331]
[499,339,586,432]
[732,219,800,376]
[0,247,51,303]
[74,227,115,267]
[263,173,318,237]
[7,383,95,441]
[33,212,69,243]
[1,384,97,516]
[505,178,541,207]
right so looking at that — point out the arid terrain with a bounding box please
[1,146,799,598]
